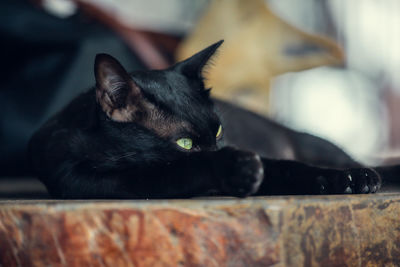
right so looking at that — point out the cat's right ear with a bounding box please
[175,40,223,79]
[94,54,141,121]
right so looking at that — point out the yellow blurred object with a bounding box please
[176,0,345,117]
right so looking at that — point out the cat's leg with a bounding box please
[41,162,137,199]
[132,146,264,198]
[45,146,264,199]
[257,158,382,195]
[212,146,264,197]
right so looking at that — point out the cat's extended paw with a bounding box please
[317,168,381,194]
[217,147,264,197]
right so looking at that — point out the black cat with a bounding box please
[29,41,383,199]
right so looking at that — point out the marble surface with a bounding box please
[0,194,399,266]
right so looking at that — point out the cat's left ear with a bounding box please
[175,40,223,79]
[94,54,142,121]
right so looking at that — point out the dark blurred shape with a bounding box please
[0,0,146,175]
[0,177,49,199]
[75,0,181,69]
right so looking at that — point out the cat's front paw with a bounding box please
[317,168,381,194]
[217,147,264,197]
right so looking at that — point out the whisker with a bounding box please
[108,152,136,162]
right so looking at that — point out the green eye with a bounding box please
[216,125,223,138]
[176,138,193,150]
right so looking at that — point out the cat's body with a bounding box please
[214,99,358,169]
[29,41,382,199]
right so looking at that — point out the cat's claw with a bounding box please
[316,168,381,194]
[218,147,264,197]
[344,186,353,194]
[350,168,381,194]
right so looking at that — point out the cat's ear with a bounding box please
[94,54,141,121]
[175,40,223,79]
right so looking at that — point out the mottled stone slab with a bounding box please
[0,194,399,267]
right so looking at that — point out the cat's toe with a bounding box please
[316,176,329,194]
[347,168,381,194]
[315,168,381,195]
[221,150,264,197]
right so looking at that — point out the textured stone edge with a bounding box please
[0,194,399,267]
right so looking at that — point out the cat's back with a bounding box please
[28,89,97,171]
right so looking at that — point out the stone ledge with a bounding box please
[0,194,399,266]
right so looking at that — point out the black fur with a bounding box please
[29,41,384,199]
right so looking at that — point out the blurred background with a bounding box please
[0,0,399,197]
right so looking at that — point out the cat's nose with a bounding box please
[216,141,225,150]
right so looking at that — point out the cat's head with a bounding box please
[94,41,224,154]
